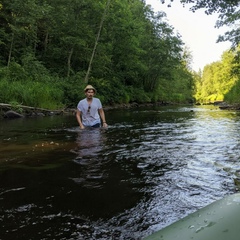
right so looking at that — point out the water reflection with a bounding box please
[73,128,106,159]
[71,128,108,189]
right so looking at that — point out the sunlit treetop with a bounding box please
[161,0,240,48]
[161,0,239,14]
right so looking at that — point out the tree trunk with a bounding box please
[44,31,49,53]
[7,33,14,67]
[84,0,111,83]
[67,47,74,78]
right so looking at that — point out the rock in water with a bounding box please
[4,110,24,118]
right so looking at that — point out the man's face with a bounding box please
[85,90,95,99]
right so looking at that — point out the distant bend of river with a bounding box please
[0,105,240,239]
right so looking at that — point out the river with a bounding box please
[0,105,240,239]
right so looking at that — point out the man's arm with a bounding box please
[76,109,85,129]
[98,108,108,127]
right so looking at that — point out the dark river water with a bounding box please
[0,105,240,240]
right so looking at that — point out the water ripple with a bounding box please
[1,106,240,239]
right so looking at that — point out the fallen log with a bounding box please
[0,103,64,118]
[0,103,62,112]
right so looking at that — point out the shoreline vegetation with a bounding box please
[0,102,168,119]
[1,1,239,113]
[1,102,240,120]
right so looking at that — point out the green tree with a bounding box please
[194,49,239,103]
[0,0,50,66]
[0,0,196,107]
[161,0,240,48]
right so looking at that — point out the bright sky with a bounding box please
[145,0,232,71]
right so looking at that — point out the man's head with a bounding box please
[84,85,96,99]
[84,85,96,93]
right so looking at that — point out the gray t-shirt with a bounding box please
[77,97,102,127]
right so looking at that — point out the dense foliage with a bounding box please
[171,0,240,48]
[0,0,194,109]
[194,46,240,103]
[164,0,240,104]
[1,0,239,109]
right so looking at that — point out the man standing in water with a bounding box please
[76,85,108,129]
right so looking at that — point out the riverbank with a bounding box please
[0,102,169,119]
[218,103,240,110]
[1,101,240,119]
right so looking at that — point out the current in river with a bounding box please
[0,105,240,239]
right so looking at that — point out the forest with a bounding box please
[0,0,239,110]
[194,47,240,104]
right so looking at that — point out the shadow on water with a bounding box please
[0,118,146,239]
[0,105,240,239]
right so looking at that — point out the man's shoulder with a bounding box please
[77,98,87,107]
[79,98,87,103]
[93,97,101,102]
[93,97,102,107]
